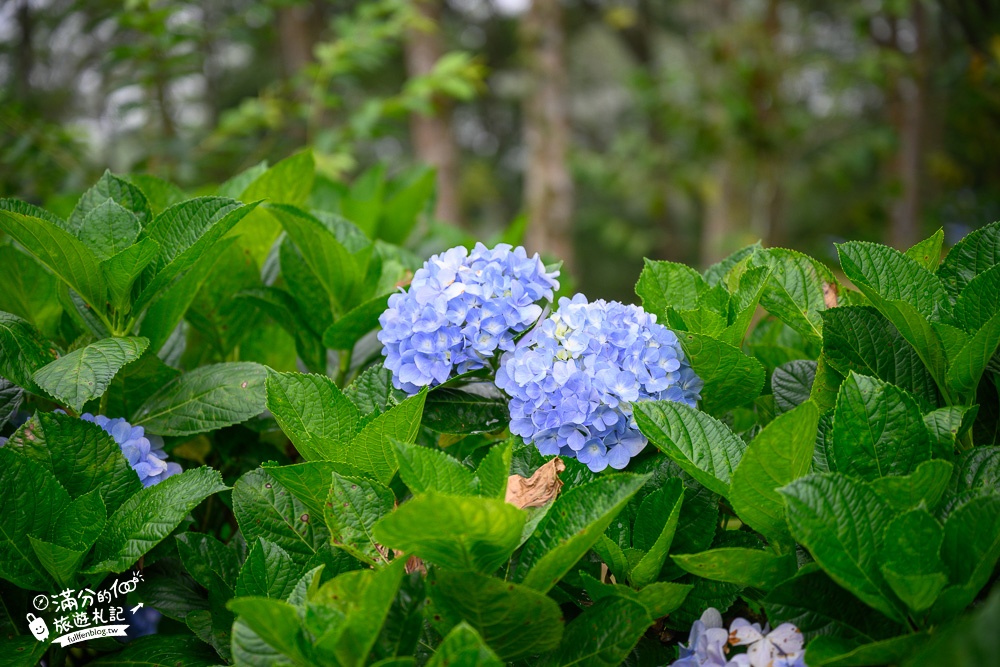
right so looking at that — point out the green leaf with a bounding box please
[718,265,771,347]
[6,411,142,511]
[0,245,63,338]
[751,248,838,343]
[879,509,947,613]
[678,332,765,415]
[132,198,260,313]
[635,259,706,317]
[323,294,390,351]
[266,461,358,519]
[0,197,68,228]
[237,538,301,599]
[0,311,57,392]
[673,548,797,590]
[228,597,311,666]
[268,204,371,314]
[422,388,509,435]
[475,439,512,499]
[0,379,23,430]
[280,236,334,337]
[337,390,426,485]
[635,401,745,497]
[772,360,816,414]
[394,441,478,496]
[30,492,107,586]
[86,466,226,573]
[945,310,1000,400]
[76,199,141,260]
[139,236,237,353]
[923,406,975,457]
[838,241,950,320]
[829,373,930,480]
[764,564,900,643]
[234,468,335,565]
[266,371,362,461]
[105,350,180,421]
[930,494,1000,622]
[28,537,87,590]
[953,446,1000,492]
[69,170,152,232]
[541,596,652,667]
[0,448,70,588]
[628,478,684,587]
[904,229,945,270]
[236,150,316,265]
[428,570,563,661]
[176,532,240,593]
[952,263,1000,332]
[128,173,187,215]
[805,634,928,667]
[239,287,326,372]
[381,167,435,244]
[132,362,267,436]
[936,220,1000,294]
[326,471,396,566]
[374,492,524,573]
[780,473,903,621]
[903,585,1000,667]
[346,365,402,416]
[32,336,148,413]
[100,237,160,311]
[730,401,819,545]
[87,634,222,667]
[579,573,691,618]
[514,473,648,592]
[0,209,108,310]
[869,459,953,512]
[425,623,503,667]
[703,242,762,286]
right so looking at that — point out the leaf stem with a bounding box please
[337,348,354,387]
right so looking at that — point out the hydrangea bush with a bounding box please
[0,163,998,667]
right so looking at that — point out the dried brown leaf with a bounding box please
[822,281,839,308]
[505,457,565,509]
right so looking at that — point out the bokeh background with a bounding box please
[3,0,1000,301]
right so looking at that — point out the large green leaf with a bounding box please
[68,170,152,231]
[821,306,939,410]
[0,209,108,311]
[780,473,904,621]
[380,167,435,244]
[6,411,142,511]
[265,461,358,519]
[426,623,503,667]
[374,492,524,573]
[132,362,267,436]
[805,634,928,667]
[829,373,930,480]
[100,237,160,311]
[428,570,563,661]
[266,371,362,461]
[0,448,70,589]
[751,248,838,343]
[85,466,226,573]
[132,198,260,313]
[336,391,426,485]
[228,597,312,666]
[879,509,947,613]
[838,241,950,320]
[394,441,479,496]
[953,263,1000,332]
[673,547,797,589]
[514,473,647,591]
[32,336,148,413]
[903,584,1000,667]
[635,401,745,497]
[236,150,315,265]
[730,401,819,545]
[87,635,221,667]
[678,332,765,415]
[239,287,326,373]
[904,229,944,270]
[236,538,301,600]
[0,311,57,392]
[104,350,180,421]
[326,471,396,566]
[869,459,953,512]
[540,596,652,667]
[0,245,63,338]
[345,365,402,416]
[936,220,1000,294]
[635,259,706,317]
[771,360,816,414]
[76,199,142,260]
[945,310,1000,401]
[422,388,509,435]
[628,478,684,587]
[930,494,1000,622]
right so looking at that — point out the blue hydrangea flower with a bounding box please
[495,295,702,472]
[671,608,808,667]
[378,243,559,394]
[80,414,181,487]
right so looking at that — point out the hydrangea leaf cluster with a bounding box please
[378,243,559,394]
[495,294,702,472]
[673,608,808,667]
[81,413,182,487]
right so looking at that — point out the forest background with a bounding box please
[3,0,1000,301]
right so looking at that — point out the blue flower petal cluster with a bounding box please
[81,414,182,487]
[673,608,808,667]
[495,294,702,472]
[378,243,559,394]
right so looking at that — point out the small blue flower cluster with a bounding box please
[495,294,702,472]
[81,414,181,487]
[673,608,807,667]
[378,243,559,394]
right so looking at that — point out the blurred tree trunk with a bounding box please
[887,2,930,250]
[522,0,575,273]
[277,3,318,78]
[405,0,463,226]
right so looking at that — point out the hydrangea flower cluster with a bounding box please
[378,243,559,394]
[80,414,181,487]
[495,294,702,472]
[672,608,808,667]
